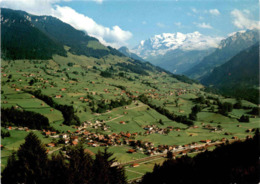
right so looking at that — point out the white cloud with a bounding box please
[195,22,213,29]
[156,22,165,28]
[53,6,132,48]
[198,16,204,20]
[209,9,220,16]
[191,8,198,13]
[231,9,260,30]
[0,0,132,48]
[174,22,182,27]
[93,0,103,4]
[0,0,58,15]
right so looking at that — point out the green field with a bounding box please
[1,54,259,179]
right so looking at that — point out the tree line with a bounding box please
[1,107,50,129]
[92,97,132,113]
[27,90,80,126]
[141,130,260,184]
[2,132,126,184]
[139,94,194,126]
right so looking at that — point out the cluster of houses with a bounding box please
[83,120,110,131]
[127,140,209,156]
[143,125,177,135]
[203,124,223,132]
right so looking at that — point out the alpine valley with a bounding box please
[1,7,259,184]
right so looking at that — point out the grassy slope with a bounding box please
[1,52,259,177]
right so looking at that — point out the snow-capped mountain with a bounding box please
[184,29,259,80]
[132,32,223,59]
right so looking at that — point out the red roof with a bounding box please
[128,149,135,153]
[132,163,139,167]
[72,141,78,145]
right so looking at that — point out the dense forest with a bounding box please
[141,130,260,184]
[2,132,126,184]
[1,9,66,60]
[1,107,50,129]
[201,42,259,104]
[27,90,80,126]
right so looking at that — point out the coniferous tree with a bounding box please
[92,148,126,184]
[2,132,49,184]
[67,144,93,184]
[48,152,69,184]
[1,152,18,184]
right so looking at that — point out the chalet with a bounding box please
[47,143,55,147]
[120,121,126,124]
[72,141,78,146]
[55,95,62,98]
[246,135,252,139]
[131,163,139,167]
[15,88,21,91]
[60,88,66,91]
[232,136,238,140]
[71,136,79,142]
[200,140,211,143]
[221,138,227,142]
[45,131,51,136]
[126,133,131,138]
[128,149,136,153]
[31,96,35,98]
[59,134,68,139]
[50,109,54,112]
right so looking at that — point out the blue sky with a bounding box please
[1,0,259,48]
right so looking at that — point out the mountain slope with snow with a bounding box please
[131,32,222,74]
[184,29,259,80]
[132,32,222,59]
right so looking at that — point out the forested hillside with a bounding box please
[201,42,259,104]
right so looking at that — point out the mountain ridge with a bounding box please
[184,29,259,80]
[1,8,124,60]
[118,46,145,61]
[201,42,259,103]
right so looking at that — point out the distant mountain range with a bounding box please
[202,42,259,104]
[144,48,214,74]
[132,30,259,77]
[184,29,259,80]
[132,32,222,74]
[118,46,145,61]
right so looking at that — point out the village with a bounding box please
[4,119,254,159]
